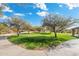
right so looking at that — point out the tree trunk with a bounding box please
[54,31,57,38]
[72,29,75,36]
[17,31,20,36]
[17,28,20,36]
[53,27,57,38]
[17,32,19,36]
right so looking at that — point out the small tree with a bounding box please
[8,16,31,36]
[42,14,74,38]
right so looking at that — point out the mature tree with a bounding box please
[42,14,74,38]
[7,16,31,36]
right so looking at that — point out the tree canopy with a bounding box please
[7,16,32,36]
[42,14,75,37]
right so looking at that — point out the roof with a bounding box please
[66,23,79,30]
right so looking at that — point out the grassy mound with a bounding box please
[8,33,76,49]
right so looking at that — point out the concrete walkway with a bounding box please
[1,33,79,56]
[47,39,79,56]
[0,36,46,56]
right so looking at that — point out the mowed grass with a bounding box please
[8,32,76,49]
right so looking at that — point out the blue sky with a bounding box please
[0,3,79,26]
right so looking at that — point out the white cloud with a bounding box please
[26,12,32,15]
[36,11,49,17]
[59,5,63,8]
[55,12,59,14]
[0,15,8,19]
[28,12,32,15]
[34,3,48,10]
[2,5,13,12]
[14,13,25,16]
[33,6,36,9]
[65,3,79,10]
[0,4,13,12]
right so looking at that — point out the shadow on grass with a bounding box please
[8,36,55,44]
[8,34,76,49]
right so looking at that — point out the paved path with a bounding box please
[1,34,79,56]
[47,39,79,56]
[0,36,46,56]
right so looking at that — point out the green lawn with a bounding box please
[8,32,76,49]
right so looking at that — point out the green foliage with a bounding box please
[0,23,9,34]
[8,17,32,36]
[8,33,76,49]
[25,43,38,49]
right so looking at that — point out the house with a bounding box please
[66,23,79,37]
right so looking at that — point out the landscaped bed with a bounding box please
[8,33,76,50]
